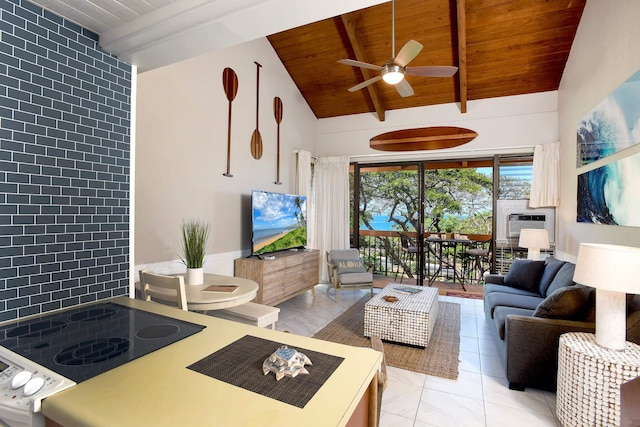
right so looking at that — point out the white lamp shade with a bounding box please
[573,243,640,350]
[573,243,640,293]
[518,228,550,250]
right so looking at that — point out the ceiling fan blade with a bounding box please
[395,79,414,97]
[338,59,382,71]
[406,66,458,77]
[394,40,423,67]
[348,75,383,92]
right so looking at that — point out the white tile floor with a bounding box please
[275,285,561,427]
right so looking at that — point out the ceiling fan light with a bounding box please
[382,64,405,84]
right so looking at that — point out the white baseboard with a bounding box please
[133,250,249,282]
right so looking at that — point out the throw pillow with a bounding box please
[533,285,591,319]
[545,262,576,297]
[503,259,546,293]
[333,258,367,274]
[538,257,566,295]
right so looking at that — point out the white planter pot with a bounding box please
[185,268,204,285]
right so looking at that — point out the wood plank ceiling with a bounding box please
[267,0,586,121]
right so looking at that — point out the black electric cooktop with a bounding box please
[0,302,205,383]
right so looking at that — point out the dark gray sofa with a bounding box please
[484,257,640,391]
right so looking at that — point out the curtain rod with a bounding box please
[348,145,536,163]
[294,149,318,161]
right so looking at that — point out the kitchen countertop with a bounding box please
[41,296,382,427]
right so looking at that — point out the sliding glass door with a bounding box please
[352,157,533,286]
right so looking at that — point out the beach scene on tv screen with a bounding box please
[252,192,307,254]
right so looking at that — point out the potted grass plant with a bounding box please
[179,219,210,285]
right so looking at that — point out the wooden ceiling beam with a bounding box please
[456,0,468,114]
[341,13,386,122]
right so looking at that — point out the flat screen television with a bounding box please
[251,190,307,256]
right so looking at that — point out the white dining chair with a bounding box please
[139,270,188,311]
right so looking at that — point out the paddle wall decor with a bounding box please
[576,69,640,226]
[219,62,286,180]
[251,61,264,159]
[370,126,478,151]
[222,67,238,177]
[273,96,283,184]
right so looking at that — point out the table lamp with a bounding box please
[573,243,640,350]
[518,228,550,260]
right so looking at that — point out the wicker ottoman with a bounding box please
[364,284,439,347]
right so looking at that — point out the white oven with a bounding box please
[0,347,74,427]
[0,300,205,427]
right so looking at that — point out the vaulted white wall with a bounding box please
[315,91,558,161]
[556,0,640,259]
[135,38,317,275]
[135,0,640,276]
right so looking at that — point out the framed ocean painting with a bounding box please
[577,70,640,167]
[577,152,640,226]
[576,69,640,227]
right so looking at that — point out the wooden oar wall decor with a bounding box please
[250,61,263,159]
[220,62,287,178]
[273,96,283,184]
[222,67,238,177]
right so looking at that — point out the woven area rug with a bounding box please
[313,295,460,379]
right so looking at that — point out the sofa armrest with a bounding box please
[484,274,505,285]
[503,315,595,391]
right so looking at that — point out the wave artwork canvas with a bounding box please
[577,152,640,226]
[577,69,640,167]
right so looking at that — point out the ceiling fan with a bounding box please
[338,0,458,97]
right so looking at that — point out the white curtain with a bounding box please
[295,151,314,251]
[529,143,559,207]
[312,156,350,282]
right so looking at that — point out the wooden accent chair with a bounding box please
[326,249,374,302]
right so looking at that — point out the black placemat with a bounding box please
[187,335,344,408]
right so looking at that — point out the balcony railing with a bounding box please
[355,230,491,287]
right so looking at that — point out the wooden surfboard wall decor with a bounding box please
[370,126,478,151]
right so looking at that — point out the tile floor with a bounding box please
[275,285,560,427]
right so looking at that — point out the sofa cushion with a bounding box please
[545,262,576,297]
[538,258,566,296]
[485,291,544,318]
[503,259,546,293]
[533,285,591,319]
[484,274,505,285]
[338,271,373,284]
[484,283,540,298]
[493,306,535,340]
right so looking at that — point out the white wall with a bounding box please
[556,0,640,260]
[135,0,640,276]
[135,38,317,275]
[316,91,558,162]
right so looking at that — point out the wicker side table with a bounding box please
[557,332,640,427]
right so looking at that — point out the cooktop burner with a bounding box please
[0,302,205,383]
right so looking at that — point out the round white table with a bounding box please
[183,273,259,311]
[136,273,259,311]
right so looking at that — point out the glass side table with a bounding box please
[557,332,640,427]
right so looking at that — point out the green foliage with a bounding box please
[356,168,493,234]
[259,227,306,253]
[293,196,307,226]
[179,219,210,268]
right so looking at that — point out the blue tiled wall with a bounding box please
[0,0,132,321]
